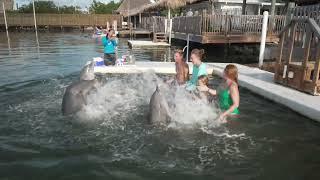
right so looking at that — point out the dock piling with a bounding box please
[259,11,269,68]
[2,2,11,51]
[32,0,39,47]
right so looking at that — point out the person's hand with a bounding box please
[218,113,227,123]
[197,85,209,92]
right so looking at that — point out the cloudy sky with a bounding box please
[15,0,121,9]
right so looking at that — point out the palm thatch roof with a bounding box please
[145,0,204,10]
[117,0,205,17]
[117,0,161,17]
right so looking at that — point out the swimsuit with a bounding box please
[218,82,240,115]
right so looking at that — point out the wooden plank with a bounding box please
[288,23,298,64]
[313,43,320,88]
[300,26,312,88]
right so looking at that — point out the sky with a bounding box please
[15,0,121,9]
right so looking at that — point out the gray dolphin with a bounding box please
[62,61,99,115]
[80,61,95,81]
[149,86,172,125]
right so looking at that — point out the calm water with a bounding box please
[1,32,320,180]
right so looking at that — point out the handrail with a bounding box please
[308,18,320,39]
[280,17,320,39]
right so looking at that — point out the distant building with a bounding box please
[180,0,286,16]
[0,0,14,13]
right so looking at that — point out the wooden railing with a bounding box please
[0,13,121,27]
[274,18,320,95]
[139,16,166,33]
[289,3,320,25]
[172,15,286,36]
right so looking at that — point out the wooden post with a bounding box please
[313,44,320,91]
[2,2,11,50]
[259,11,269,68]
[300,26,312,88]
[32,0,39,47]
[288,22,297,64]
[275,30,286,80]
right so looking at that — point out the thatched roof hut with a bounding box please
[146,0,204,10]
[117,0,161,17]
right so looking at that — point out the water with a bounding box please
[1,32,320,179]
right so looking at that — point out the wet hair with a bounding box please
[175,49,184,56]
[191,49,205,60]
[108,29,115,35]
[224,64,238,84]
[198,75,209,86]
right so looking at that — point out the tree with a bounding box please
[89,0,121,14]
[18,1,58,13]
[59,5,82,14]
[17,1,82,14]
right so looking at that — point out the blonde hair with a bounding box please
[191,49,205,60]
[224,64,238,84]
[198,75,209,86]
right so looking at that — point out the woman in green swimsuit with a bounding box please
[197,64,240,121]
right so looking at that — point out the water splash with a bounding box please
[79,72,222,131]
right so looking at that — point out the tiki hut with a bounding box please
[117,0,161,17]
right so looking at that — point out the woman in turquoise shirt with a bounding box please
[186,49,207,91]
[102,29,118,66]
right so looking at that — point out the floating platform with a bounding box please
[118,30,152,38]
[93,62,320,122]
[128,40,170,48]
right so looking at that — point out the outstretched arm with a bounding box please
[198,85,217,96]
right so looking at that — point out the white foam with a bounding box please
[78,72,224,132]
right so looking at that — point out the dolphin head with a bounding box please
[80,61,95,81]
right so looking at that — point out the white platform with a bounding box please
[128,40,170,48]
[94,62,320,122]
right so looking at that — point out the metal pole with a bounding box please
[2,2,11,50]
[32,0,39,47]
[186,34,190,63]
[169,19,172,45]
[259,11,269,68]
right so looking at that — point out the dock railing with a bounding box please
[172,14,286,36]
[140,16,166,33]
[0,13,122,27]
[289,3,320,26]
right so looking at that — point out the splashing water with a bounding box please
[78,72,222,131]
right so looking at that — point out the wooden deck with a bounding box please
[0,13,121,27]
[171,14,286,44]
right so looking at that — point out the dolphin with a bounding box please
[62,61,100,115]
[149,86,172,125]
[80,61,95,81]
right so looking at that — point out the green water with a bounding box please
[0,32,320,180]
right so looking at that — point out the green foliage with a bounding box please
[17,1,82,14]
[59,6,82,14]
[19,1,58,13]
[89,0,121,14]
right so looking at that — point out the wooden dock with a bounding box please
[128,40,170,48]
[171,14,286,44]
[93,62,320,122]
